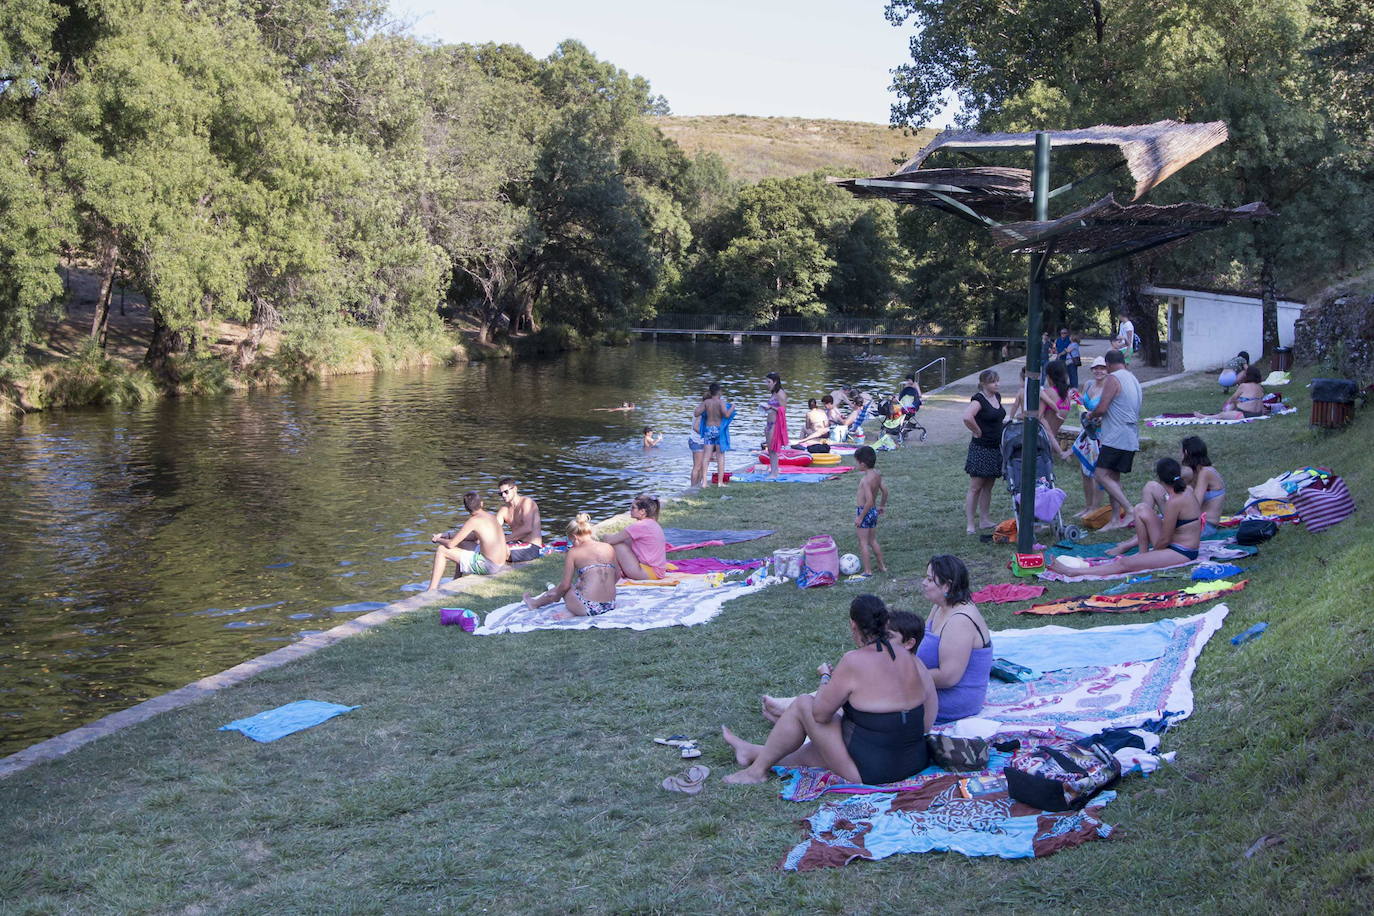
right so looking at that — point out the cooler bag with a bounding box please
[797,535,839,587]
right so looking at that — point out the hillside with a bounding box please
[654,114,937,183]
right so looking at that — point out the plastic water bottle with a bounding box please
[1230,622,1268,645]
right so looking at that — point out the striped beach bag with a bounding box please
[1290,475,1356,533]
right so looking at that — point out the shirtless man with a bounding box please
[496,477,542,561]
[427,492,508,591]
[694,382,734,487]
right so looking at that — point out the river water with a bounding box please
[0,339,995,755]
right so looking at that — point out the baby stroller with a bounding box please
[898,392,928,442]
[1001,422,1081,542]
[876,398,927,445]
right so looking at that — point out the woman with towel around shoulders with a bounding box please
[760,372,788,478]
[916,555,993,723]
[523,514,617,619]
[722,595,938,785]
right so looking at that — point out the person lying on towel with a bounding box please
[1048,457,1203,579]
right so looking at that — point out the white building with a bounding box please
[1145,285,1306,372]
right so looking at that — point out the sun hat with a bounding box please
[1090,356,1108,368]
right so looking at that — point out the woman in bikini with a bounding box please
[1052,457,1203,577]
[522,514,617,619]
[1181,436,1225,536]
[723,595,937,786]
[1010,361,1073,459]
[1197,365,1267,420]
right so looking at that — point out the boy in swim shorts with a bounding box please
[853,445,888,576]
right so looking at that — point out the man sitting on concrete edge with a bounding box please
[427,492,509,591]
[496,477,543,561]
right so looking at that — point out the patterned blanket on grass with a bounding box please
[780,779,1115,870]
[1017,579,1247,616]
[1145,405,1296,427]
[475,579,768,634]
[774,607,1228,868]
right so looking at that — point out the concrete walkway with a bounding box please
[912,339,1182,445]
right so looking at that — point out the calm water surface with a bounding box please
[0,339,995,755]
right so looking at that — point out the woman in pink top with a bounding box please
[602,494,666,580]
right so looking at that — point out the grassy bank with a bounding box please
[1,368,1370,912]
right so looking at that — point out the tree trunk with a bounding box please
[1118,262,1162,366]
[90,242,118,346]
[144,311,188,383]
[1260,254,1279,358]
[233,297,277,372]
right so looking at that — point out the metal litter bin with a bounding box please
[1311,377,1357,429]
[1273,346,1293,371]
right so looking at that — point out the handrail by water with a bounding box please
[915,356,948,391]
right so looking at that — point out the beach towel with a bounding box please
[475,579,768,634]
[1017,580,1247,616]
[659,527,775,549]
[971,583,1047,604]
[978,605,1228,733]
[746,464,855,475]
[1037,542,1252,581]
[219,700,359,743]
[729,471,845,483]
[1145,405,1296,427]
[780,781,1115,869]
[1048,538,1256,560]
[663,557,765,575]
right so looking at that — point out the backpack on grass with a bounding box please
[1004,739,1121,811]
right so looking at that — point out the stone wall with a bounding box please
[1294,284,1374,384]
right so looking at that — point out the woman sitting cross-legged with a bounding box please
[1049,457,1203,578]
[523,514,617,619]
[722,595,938,786]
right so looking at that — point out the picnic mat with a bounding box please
[663,557,765,575]
[475,579,768,634]
[1016,579,1247,616]
[219,700,359,743]
[980,605,1229,732]
[660,528,775,546]
[780,778,1115,869]
[1145,405,1296,427]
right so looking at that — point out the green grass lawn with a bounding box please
[2,368,1372,913]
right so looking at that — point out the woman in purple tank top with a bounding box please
[915,555,993,723]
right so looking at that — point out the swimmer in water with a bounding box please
[594,402,637,412]
[642,427,662,448]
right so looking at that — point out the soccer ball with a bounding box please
[839,553,861,575]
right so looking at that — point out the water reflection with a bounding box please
[0,339,993,754]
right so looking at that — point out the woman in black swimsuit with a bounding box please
[722,595,938,785]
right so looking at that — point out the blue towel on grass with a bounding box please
[659,527,775,545]
[220,700,359,742]
[729,472,834,483]
[992,619,1178,676]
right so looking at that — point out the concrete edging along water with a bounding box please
[0,508,650,780]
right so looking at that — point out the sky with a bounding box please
[390,0,937,125]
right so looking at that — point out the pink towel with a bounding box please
[970,583,1047,604]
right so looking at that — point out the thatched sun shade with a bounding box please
[899,120,1229,200]
[990,196,1272,255]
[829,167,1033,220]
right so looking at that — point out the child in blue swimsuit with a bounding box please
[852,446,888,578]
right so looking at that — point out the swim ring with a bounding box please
[759,448,813,467]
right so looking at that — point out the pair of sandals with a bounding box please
[654,735,701,759]
[661,764,710,795]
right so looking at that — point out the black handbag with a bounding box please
[1235,518,1278,546]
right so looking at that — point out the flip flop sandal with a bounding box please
[661,765,711,795]
[679,744,702,759]
[654,735,696,748]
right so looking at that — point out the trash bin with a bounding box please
[1311,377,1357,429]
[1273,346,1294,371]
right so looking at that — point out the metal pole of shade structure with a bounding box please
[1016,132,1051,555]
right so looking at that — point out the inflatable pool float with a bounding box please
[758,448,813,467]
[809,452,841,466]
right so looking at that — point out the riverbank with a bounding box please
[2,367,1370,910]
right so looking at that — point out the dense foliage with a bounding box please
[885,0,1374,355]
[3,0,1370,380]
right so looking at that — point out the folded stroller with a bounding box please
[1001,422,1081,542]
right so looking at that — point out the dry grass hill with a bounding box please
[653,114,937,183]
